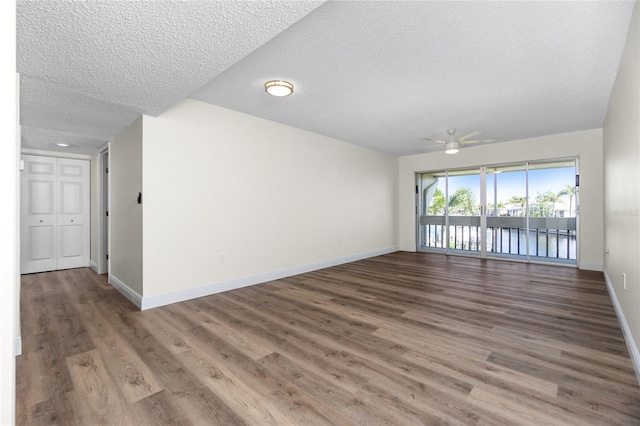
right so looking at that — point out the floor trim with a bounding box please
[14,337,21,357]
[140,247,398,311]
[108,274,143,309]
[604,269,640,385]
[579,261,603,271]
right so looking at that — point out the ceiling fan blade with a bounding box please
[422,137,446,144]
[458,130,482,142]
[459,139,495,145]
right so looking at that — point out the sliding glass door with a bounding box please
[526,160,578,263]
[417,159,578,265]
[418,171,447,251]
[447,169,483,256]
[486,164,528,261]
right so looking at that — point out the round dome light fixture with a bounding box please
[264,80,293,97]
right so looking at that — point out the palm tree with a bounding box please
[487,201,505,216]
[557,185,576,216]
[535,191,560,217]
[507,195,527,217]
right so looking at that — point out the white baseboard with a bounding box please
[604,270,640,386]
[579,261,603,271]
[141,246,398,311]
[108,274,142,309]
[14,337,22,356]
[398,246,417,252]
[90,260,98,273]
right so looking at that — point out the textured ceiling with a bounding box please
[17,0,323,154]
[18,1,635,156]
[193,1,636,155]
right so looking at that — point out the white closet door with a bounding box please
[21,155,57,273]
[56,158,90,270]
[20,155,90,274]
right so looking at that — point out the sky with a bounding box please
[441,165,576,205]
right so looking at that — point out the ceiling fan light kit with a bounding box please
[264,80,294,97]
[422,128,495,154]
[444,141,459,154]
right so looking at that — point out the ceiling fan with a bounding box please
[423,129,495,154]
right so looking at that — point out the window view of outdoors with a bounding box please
[419,160,577,264]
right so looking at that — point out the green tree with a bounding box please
[534,191,559,217]
[448,187,476,215]
[487,201,506,216]
[557,185,576,216]
[428,188,446,216]
[507,195,527,217]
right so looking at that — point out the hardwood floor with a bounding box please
[16,252,640,425]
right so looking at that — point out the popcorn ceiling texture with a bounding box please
[191,1,636,156]
[17,1,635,155]
[17,0,322,153]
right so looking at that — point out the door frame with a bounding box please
[20,154,91,273]
[416,157,579,266]
[96,143,110,275]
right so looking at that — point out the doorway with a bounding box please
[417,158,578,265]
[20,155,91,273]
[97,145,109,274]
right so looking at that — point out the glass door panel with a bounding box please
[418,172,447,251]
[486,164,528,261]
[447,169,482,256]
[527,160,577,264]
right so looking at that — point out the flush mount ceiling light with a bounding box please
[444,141,459,155]
[264,80,293,97]
[56,143,70,147]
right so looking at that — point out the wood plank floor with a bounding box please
[16,252,640,425]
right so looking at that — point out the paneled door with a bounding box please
[21,155,90,274]
[21,156,57,273]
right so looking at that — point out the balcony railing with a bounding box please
[419,215,577,261]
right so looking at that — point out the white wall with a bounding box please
[110,118,143,296]
[0,1,17,422]
[141,99,398,301]
[398,128,604,271]
[603,1,640,379]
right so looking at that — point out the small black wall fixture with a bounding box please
[137,192,142,204]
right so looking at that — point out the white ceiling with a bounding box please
[17,0,323,154]
[17,1,636,156]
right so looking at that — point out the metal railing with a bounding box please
[420,216,577,261]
